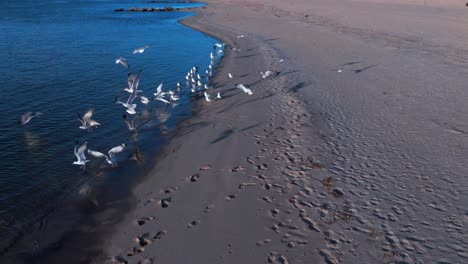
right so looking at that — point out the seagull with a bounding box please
[216,92,222,99]
[18,112,43,125]
[197,80,203,87]
[124,70,143,94]
[140,95,149,105]
[77,109,100,131]
[87,143,126,167]
[228,73,233,79]
[115,56,129,68]
[204,92,211,102]
[153,82,166,97]
[116,88,138,115]
[73,141,89,168]
[236,35,245,39]
[122,114,137,132]
[210,52,215,60]
[260,70,277,79]
[168,91,180,101]
[236,84,253,95]
[153,82,170,104]
[132,45,150,54]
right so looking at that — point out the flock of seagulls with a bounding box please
[20,35,278,172]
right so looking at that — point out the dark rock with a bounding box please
[114,8,125,12]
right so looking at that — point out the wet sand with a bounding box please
[103,1,468,263]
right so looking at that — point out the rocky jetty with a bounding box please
[114,7,180,12]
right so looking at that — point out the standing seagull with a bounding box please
[115,56,129,68]
[203,92,212,102]
[236,84,253,95]
[133,45,150,54]
[77,109,100,131]
[228,73,233,79]
[260,70,277,79]
[18,112,43,125]
[73,141,89,168]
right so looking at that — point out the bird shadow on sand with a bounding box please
[278,70,299,76]
[236,53,260,59]
[289,82,311,93]
[210,122,264,144]
[353,64,377,74]
[245,47,259,52]
[216,92,276,114]
[265,38,280,42]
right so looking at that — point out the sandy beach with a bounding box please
[103,1,468,263]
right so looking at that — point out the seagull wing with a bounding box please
[156,82,163,96]
[82,109,94,122]
[20,112,32,125]
[87,149,108,160]
[108,144,125,160]
[127,72,135,89]
[133,70,142,91]
[76,141,88,162]
[77,112,86,126]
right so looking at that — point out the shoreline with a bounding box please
[0,4,221,264]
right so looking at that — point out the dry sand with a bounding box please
[102,1,468,263]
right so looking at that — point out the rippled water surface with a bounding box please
[0,0,217,260]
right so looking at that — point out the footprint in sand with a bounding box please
[187,220,201,228]
[137,257,153,264]
[199,165,212,171]
[238,182,256,189]
[232,166,246,172]
[225,194,237,201]
[270,208,280,217]
[162,186,179,194]
[189,173,200,182]
[153,230,167,240]
[112,256,128,264]
[134,233,152,247]
[204,204,214,213]
[159,197,172,208]
[256,238,272,246]
[267,253,290,264]
[127,247,144,257]
[136,216,155,226]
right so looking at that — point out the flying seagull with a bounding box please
[236,84,253,95]
[125,70,143,94]
[115,56,129,68]
[73,141,89,168]
[19,112,43,125]
[77,109,100,131]
[87,143,126,167]
[133,45,150,54]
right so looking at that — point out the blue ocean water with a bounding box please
[0,0,218,261]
